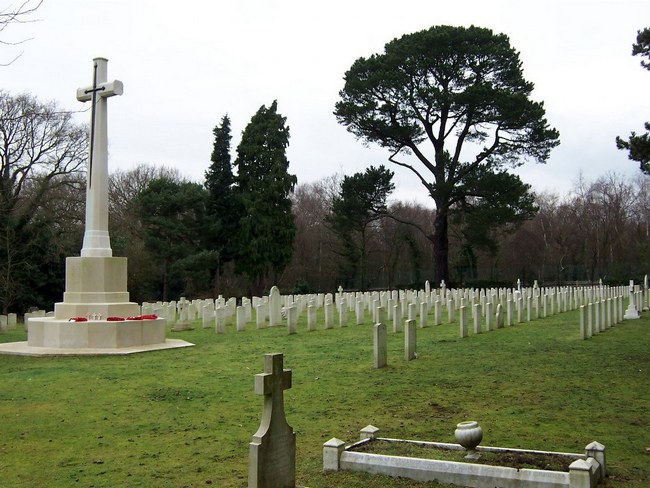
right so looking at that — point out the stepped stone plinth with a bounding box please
[27,256,167,350]
[0,57,192,356]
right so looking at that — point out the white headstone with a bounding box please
[269,286,282,326]
[405,319,416,360]
[373,323,387,369]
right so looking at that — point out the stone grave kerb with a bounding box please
[249,352,295,488]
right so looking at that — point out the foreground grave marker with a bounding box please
[249,353,295,488]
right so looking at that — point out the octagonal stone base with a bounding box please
[27,317,167,348]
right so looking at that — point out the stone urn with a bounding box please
[455,421,483,459]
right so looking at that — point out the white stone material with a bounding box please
[419,302,428,328]
[323,438,345,472]
[455,421,483,458]
[256,303,267,329]
[324,300,334,329]
[339,450,571,487]
[327,433,605,488]
[236,306,246,331]
[434,299,441,325]
[373,323,387,369]
[202,305,214,329]
[27,317,166,349]
[269,286,282,326]
[459,306,468,338]
[624,292,640,320]
[585,441,606,478]
[339,299,347,327]
[485,302,494,331]
[214,307,225,334]
[355,300,364,325]
[17,57,185,354]
[496,303,504,328]
[307,305,316,331]
[392,304,401,333]
[55,256,139,319]
[447,299,455,323]
[376,306,386,325]
[77,58,122,258]
[287,306,297,335]
[405,319,416,360]
[360,425,380,440]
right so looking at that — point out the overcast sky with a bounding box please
[2,0,649,205]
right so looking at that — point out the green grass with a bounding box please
[0,306,648,487]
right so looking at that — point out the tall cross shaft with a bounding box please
[76,57,123,257]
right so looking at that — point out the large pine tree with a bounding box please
[335,25,559,285]
[234,101,296,295]
[616,28,650,174]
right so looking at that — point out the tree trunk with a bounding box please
[360,227,367,291]
[162,260,170,302]
[251,273,266,297]
[212,256,221,299]
[431,207,450,286]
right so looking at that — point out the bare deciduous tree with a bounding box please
[0,90,87,312]
[0,0,42,66]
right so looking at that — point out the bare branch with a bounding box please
[388,148,433,193]
[0,0,43,66]
[383,212,431,239]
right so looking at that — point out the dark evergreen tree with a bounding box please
[135,177,207,301]
[326,165,395,290]
[616,28,650,174]
[234,101,296,295]
[335,25,559,284]
[204,114,240,297]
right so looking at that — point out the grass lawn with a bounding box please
[0,304,648,487]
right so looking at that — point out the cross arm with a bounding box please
[254,369,292,396]
[76,80,124,102]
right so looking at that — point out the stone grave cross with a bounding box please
[76,57,123,258]
[249,352,295,488]
[177,297,190,319]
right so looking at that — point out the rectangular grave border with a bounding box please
[324,426,605,488]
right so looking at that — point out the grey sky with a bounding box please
[3,0,648,205]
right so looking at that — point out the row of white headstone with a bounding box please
[13,280,646,335]
[0,313,18,332]
[136,282,643,336]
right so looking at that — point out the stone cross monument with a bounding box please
[21,57,182,353]
[249,353,295,488]
[624,279,640,320]
[76,57,123,257]
[46,57,138,320]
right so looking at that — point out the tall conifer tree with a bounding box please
[234,101,296,294]
[204,114,239,296]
